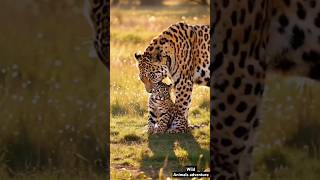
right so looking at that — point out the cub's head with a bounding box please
[150,81,173,101]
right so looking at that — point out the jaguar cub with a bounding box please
[147,82,188,134]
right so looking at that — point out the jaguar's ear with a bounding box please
[134,52,142,61]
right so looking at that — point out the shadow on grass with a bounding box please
[140,132,209,179]
[255,147,291,178]
[285,119,320,158]
[111,102,128,116]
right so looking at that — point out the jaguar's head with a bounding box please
[134,51,169,93]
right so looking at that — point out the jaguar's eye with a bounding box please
[149,72,155,78]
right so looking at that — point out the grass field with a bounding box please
[0,1,106,179]
[110,4,210,179]
[252,75,320,179]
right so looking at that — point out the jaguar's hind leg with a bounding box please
[153,114,171,134]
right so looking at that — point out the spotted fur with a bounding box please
[135,55,169,93]
[84,0,109,68]
[211,0,320,179]
[135,22,210,122]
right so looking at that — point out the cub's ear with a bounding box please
[134,52,142,60]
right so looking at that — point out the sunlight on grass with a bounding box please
[174,142,189,164]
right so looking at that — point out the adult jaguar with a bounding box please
[134,22,210,121]
[211,0,320,179]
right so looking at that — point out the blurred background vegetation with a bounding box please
[0,0,106,179]
[110,0,210,179]
[253,75,320,180]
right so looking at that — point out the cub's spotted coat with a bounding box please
[147,82,189,134]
